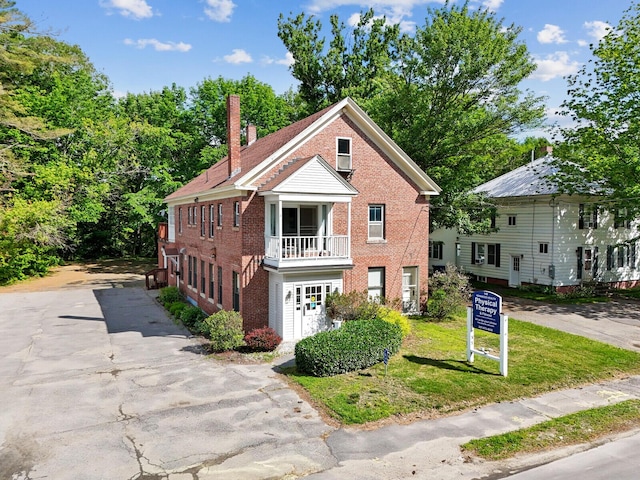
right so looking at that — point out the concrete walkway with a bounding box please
[1,285,640,479]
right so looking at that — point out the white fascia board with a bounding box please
[260,193,354,203]
[164,185,256,207]
[235,100,351,188]
[341,98,441,196]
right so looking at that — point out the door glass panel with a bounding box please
[283,207,297,236]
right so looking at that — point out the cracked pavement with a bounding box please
[2,285,640,479]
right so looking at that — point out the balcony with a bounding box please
[263,235,352,270]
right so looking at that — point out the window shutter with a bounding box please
[593,246,599,276]
[576,247,583,280]
[607,245,614,271]
[495,244,501,268]
[632,242,637,270]
[438,242,443,260]
[593,205,598,229]
[471,242,476,264]
[578,204,584,229]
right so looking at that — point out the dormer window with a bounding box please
[337,137,352,171]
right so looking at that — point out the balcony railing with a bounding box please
[265,235,349,261]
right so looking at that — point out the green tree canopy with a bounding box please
[555,2,640,222]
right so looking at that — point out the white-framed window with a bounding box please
[336,137,352,171]
[429,241,443,260]
[200,205,206,236]
[234,201,240,227]
[209,205,215,237]
[508,215,517,226]
[217,203,223,226]
[368,267,385,301]
[178,207,183,234]
[539,242,549,254]
[368,204,384,240]
[472,242,501,267]
[579,203,598,229]
[475,243,485,264]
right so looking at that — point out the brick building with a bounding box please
[157,95,440,341]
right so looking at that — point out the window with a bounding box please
[614,208,632,229]
[368,205,384,240]
[336,137,351,171]
[200,260,205,294]
[539,242,549,254]
[208,263,214,300]
[607,245,615,271]
[234,201,240,227]
[232,271,240,312]
[579,203,598,229]
[193,257,197,289]
[508,215,517,226]
[178,207,183,234]
[187,255,193,286]
[217,203,223,227]
[217,266,223,305]
[187,206,192,225]
[472,242,500,267]
[200,205,206,236]
[209,205,215,237]
[269,204,276,237]
[368,267,385,301]
[617,244,636,268]
[429,241,443,260]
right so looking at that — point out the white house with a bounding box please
[430,156,640,291]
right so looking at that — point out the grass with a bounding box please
[472,282,610,304]
[285,315,640,425]
[462,399,640,460]
[614,286,640,300]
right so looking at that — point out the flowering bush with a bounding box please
[244,327,282,352]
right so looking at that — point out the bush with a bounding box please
[244,327,282,352]
[200,310,245,352]
[159,286,183,306]
[295,318,402,377]
[377,307,411,337]
[325,290,381,321]
[427,264,471,320]
[179,305,207,330]
[168,301,188,318]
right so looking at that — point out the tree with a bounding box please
[278,2,546,233]
[278,9,399,115]
[554,2,640,222]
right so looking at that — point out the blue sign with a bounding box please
[383,348,389,365]
[472,290,502,334]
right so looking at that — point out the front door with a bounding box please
[294,283,330,338]
[509,255,521,287]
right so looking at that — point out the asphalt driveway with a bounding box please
[0,287,333,479]
[2,280,640,480]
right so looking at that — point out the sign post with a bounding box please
[467,290,508,376]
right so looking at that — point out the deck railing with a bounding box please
[265,235,349,260]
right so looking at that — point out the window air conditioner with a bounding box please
[475,257,485,264]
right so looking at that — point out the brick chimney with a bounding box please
[246,124,257,146]
[226,94,241,177]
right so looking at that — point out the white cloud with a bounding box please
[204,0,236,22]
[537,24,567,44]
[223,49,253,64]
[100,0,153,19]
[481,0,504,11]
[262,52,295,67]
[531,52,580,81]
[577,39,588,47]
[584,20,611,41]
[124,38,192,52]
[346,10,416,33]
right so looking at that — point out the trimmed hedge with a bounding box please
[158,286,183,306]
[180,305,207,330]
[377,307,411,338]
[244,327,282,352]
[200,310,245,352]
[295,318,402,377]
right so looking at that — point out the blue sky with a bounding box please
[17,1,632,137]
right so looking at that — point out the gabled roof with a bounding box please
[472,156,560,198]
[165,97,440,204]
[259,155,358,197]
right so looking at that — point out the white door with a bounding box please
[402,267,418,313]
[294,284,330,338]
[509,255,521,287]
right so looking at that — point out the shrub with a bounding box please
[295,318,402,377]
[377,307,411,338]
[179,305,207,331]
[200,310,245,352]
[427,264,472,320]
[325,290,380,321]
[159,286,183,306]
[244,327,282,352]
[168,301,188,318]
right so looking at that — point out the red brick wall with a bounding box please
[159,109,433,330]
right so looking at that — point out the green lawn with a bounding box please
[462,400,640,460]
[285,316,640,425]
